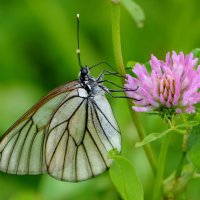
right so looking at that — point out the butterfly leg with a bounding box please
[99,85,142,101]
[98,79,139,92]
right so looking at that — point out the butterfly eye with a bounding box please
[81,67,88,76]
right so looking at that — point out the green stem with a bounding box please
[175,116,190,178]
[111,0,156,175]
[175,134,189,178]
[153,133,171,200]
[130,109,156,175]
[111,0,125,75]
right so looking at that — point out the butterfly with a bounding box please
[0,14,121,182]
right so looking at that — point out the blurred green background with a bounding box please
[1,0,200,199]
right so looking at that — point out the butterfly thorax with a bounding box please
[79,66,103,97]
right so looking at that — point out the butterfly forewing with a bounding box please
[0,81,79,175]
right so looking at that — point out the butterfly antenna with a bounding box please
[76,14,82,68]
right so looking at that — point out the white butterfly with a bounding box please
[0,66,121,182]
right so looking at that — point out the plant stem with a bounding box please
[153,133,171,200]
[111,0,125,76]
[175,116,190,178]
[175,134,189,178]
[130,107,156,175]
[111,0,156,175]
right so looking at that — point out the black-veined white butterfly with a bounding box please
[0,14,121,182]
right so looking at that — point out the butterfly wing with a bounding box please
[0,81,79,175]
[0,83,121,182]
[45,88,121,182]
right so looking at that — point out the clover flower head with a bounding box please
[125,51,200,114]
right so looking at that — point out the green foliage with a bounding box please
[135,129,173,147]
[121,0,145,28]
[109,152,144,200]
[136,120,198,147]
[191,48,200,65]
[39,175,118,200]
[157,106,176,121]
[163,164,195,199]
[188,124,200,170]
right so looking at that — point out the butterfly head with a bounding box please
[79,66,100,95]
[79,66,91,81]
[80,66,89,77]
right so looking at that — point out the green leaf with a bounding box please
[187,124,200,170]
[126,61,137,68]
[191,48,200,58]
[191,48,200,65]
[109,155,144,200]
[176,121,199,129]
[136,121,199,147]
[135,129,172,147]
[121,0,145,28]
[144,61,152,73]
[173,129,186,134]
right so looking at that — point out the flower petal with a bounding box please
[125,51,200,114]
[133,106,153,112]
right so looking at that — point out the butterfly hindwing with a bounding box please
[45,90,121,182]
